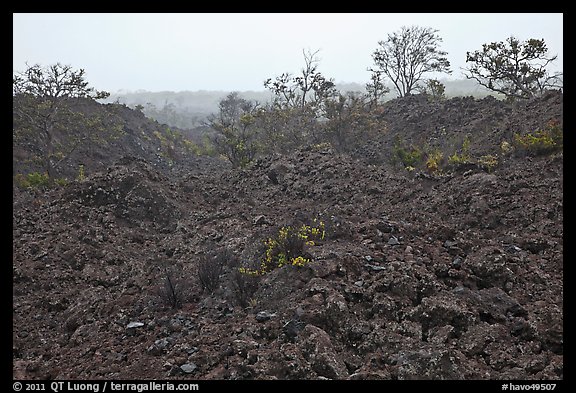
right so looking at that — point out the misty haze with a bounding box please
[103,79,500,130]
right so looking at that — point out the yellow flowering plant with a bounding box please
[238,220,325,275]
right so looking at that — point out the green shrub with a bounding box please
[76,164,85,182]
[420,79,446,100]
[14,172,51,189]
[54,178,69,187]
[201,136,217,157]
[14,172,71,190]
[513,120,562,156]
[392,140,423,169]
[477,154,499,172]
[425,149,444,173]
[448,136,472,166]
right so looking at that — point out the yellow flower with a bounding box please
[291,256,310,267]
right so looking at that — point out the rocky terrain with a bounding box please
[13,92,563,380]
[12,98,220,182]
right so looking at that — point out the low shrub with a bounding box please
[448,136,472,166]
[513,120,562,156]
[76,164,86,182]
[393,143,423,169]
[197,250,230,293]
[14,172,69,190]
[477,154,499,173]
[14,172,51,189]
[157,265,185,309]
[425,149,444,173]
[240,220,325,276]
[500,140,513,155]
[231,268,260,308]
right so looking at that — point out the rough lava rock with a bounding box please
[13,92,563,380]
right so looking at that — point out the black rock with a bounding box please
[283,319,306,339]
[255,311,276,322]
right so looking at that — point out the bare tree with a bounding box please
[371,26,451,97]
[464,36,563,99]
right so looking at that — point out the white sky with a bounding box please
[13,13,563,93]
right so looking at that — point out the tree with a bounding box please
[417,78,446,100]
[264,49,338,116]
[252,104,317,154]
[207,92,260,167]
[464,36,563,99]
[365,69,390,107]
[262,49,339,150]
[13,63,113,178]
[371,26,451,97]
[322,92,387,152]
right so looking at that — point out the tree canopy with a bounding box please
[371,26,451,98]
[13,63,119,178]
[464,36,563,99]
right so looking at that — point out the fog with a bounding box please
[13,13,563,93]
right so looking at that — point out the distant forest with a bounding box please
[104,79,497,130]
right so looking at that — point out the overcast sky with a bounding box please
[13,13,563,93]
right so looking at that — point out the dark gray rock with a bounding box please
[147,338,171,356]
[180,363,197,374]
[253,215,266,226]
[365,264,386,272]
[255,311,276,322]
[301,324,349,379]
